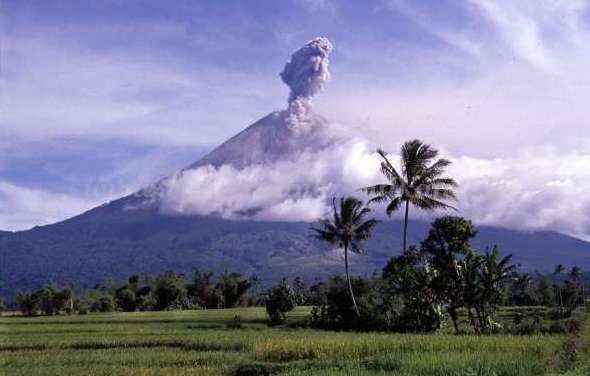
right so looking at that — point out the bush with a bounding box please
[393,298,446,333]
[265,279,300,326]
[308,276,394,331]
[307,275,446,332]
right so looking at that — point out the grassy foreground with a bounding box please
[0,307,586,375]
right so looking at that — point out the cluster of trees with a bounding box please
[505,265,587,310]
[382,217,515,334]
[267,216,516,333]
[15,285,74,316]
[11,270,254,316]
[304,139,588,333]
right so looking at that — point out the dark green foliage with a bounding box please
[382,248,446,332]
[536,275,556,306]
[216,271,253,308]
[382,217,516,334]
[308,276,389,331]
[96,296,116,312]
[422,216,478,334]
[265,279,300,325]
[153,271,187,310]
[16,292,39,316]
[187,270,219,308]
[115,288,137,312]
[0,296,5,313]
[135,285,155,311]
[307,281,329,306]
[15,284,73,316]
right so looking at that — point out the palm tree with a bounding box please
[362,140,457,253]
[554,264,566,307]
[312,197,379,316]
[570,266,583,306]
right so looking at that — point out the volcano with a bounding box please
[2,38,590,301]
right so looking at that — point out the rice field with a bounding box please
[0,307,586,375]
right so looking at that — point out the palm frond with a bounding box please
[410,195,457,211]
[386,196,403,216]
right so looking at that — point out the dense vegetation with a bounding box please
[6,215,588,338]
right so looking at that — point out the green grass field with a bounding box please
[0,307,588,375]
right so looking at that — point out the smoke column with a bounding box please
[280,37,333,124]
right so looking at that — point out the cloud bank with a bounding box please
[160,137,381,222]
[0,182,102,231]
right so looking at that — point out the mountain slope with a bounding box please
[187,111,331,169]
[1,199,589,301]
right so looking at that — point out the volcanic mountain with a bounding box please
[1,37,590,300]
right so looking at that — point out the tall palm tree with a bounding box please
[570,266,583,306]
[312,197,379,316]
[362,140,457,253]
[554,264,566,307]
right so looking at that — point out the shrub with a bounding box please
[265,279,299,326]
[308,276,396,331]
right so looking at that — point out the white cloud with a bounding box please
[160,137,382,222]
[0,182,103,231]
[451,149,590,240]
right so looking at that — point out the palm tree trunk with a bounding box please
[344,243,360,317]
[402,200,409,253]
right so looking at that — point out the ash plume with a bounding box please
[280,37,333,121]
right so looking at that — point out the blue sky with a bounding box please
[2,0,590,238]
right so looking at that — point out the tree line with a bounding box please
[10,270,255,316]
